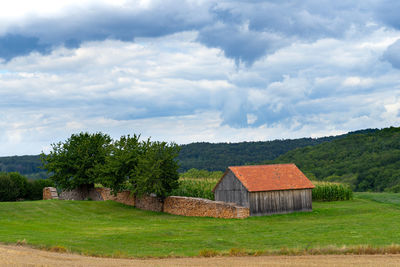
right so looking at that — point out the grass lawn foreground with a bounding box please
[1,193,400,257]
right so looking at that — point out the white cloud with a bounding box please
[0,0,128,18]
[247,113,257,124]
[342,77,374,87]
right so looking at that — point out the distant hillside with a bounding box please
[266,127,400,192]
[177,129,377,172]
[0,128,378,177]
[0,155,47,179]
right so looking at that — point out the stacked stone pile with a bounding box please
[135,194,163,212]
[43,187,58,200]
[59,186,102,201]
[164,196,249,219]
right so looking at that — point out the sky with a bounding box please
[0,0,400,156]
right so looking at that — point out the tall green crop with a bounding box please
[312,181,353,201]
[170,178,219,200]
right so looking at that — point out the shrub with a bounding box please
[385,184,400,193]
[0,173,20,201]
[26,179,55,200]
[9,172,29,199]
[312,181,353,201]
[0,172,55,201]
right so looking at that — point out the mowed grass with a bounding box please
[1,194,400,257]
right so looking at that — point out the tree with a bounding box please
[41,132,112,190]
[100,134,141,193]
[131,141,180,198]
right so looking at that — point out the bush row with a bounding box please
[312,181,353,201]
[0,172,54,201]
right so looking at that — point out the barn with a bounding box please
[213,164,315,216]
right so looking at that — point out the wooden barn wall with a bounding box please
[214,171,249,207]
[249,189,312,216]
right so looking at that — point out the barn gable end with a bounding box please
[214,170,249,207]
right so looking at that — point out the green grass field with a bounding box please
[1,193,400,257]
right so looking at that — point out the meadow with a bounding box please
[1,193,400,258]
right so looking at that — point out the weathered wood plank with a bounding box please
[249,189,312,216]
[214,170,249,207]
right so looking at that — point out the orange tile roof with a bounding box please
[225,164,314,192]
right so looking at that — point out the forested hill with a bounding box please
[266,127,400,192]
[0,155,47,179]
[177,129,377,172]
[0,128,377,178]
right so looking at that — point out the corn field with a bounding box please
[312,181,353,201]
[170,178,218,200]
[171,178,352,202]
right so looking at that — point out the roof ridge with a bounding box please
[229,163,295,168]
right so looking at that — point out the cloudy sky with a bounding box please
[1,0,400,156]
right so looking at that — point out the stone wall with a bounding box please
[59,185,103,201]
[163,196,249,219]
[45,186,249,219]
[43,187,58,200]
[95,188,135,206]
[135,194,163,212]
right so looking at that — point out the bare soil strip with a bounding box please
[1,244,400,267]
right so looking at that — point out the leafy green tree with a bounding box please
[100,134,141,193]
[41,132,112,190]
[131,141,180,198]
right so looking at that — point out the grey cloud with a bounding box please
[197,23,287,66]
[198,0,373,64]
[0,0,383,64]
[1,1,212,59]
[0,34,50,61]
[383,39,400,69]
[220,1,352,39]
[374,0,400,30]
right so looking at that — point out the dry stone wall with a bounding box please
[59,186,103,201]
[135,194,163,212]
[164,196,249,219]
[44,186,249,219]
[95,188,135,206]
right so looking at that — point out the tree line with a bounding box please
[0,128,377,177]
[178,129,377,171]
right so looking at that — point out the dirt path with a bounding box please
[1,244,400,266]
